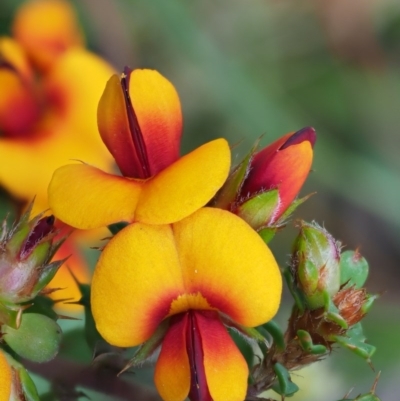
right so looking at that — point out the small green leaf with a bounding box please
[272,362,299,397]
[340,250,369,288]
[297,330,327,354]
[261,320,285,351]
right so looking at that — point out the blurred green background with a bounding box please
[1,0,400,400]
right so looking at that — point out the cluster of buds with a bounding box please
[213,127,316,243]
[0,206,65,364]
[247,222,377,399]
[286,221,376,361]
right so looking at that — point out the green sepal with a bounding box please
[272,362,299,397]
[0,302,21,328]
[298,259,319,296]
[31,259,66,296]
[237,189,279,230]
[362,294,378,314]
[257,226,276,244]
[331,334,376,362]
[296,330,327,355]
[259,320,285,351]
[277,193,315,223]
[108,221,129,235]
[323,291,348,329]
[283,267,305,313]
[119,320,169,375]
[340,250,369,289]
[3,349,40,401]
[212,140,260,209]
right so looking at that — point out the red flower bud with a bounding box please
[240,127,316,223]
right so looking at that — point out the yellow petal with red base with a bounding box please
[91,208,281,347]
[0,48,114,214]
[45,48,115,144]
[0,350,12,401]
[48,164,142,230]
[196,311,248,401]
[12,0,84,71]
[91,223,184,346]
[136,138,230,224]
[174,208,282,327]
[154,313,190,401]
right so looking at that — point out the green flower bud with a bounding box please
[291,221,341,309]
[0,206,66,306]
[2,313,62,362]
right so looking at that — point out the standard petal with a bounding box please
[196,311,248,401]
[48,164,141,229]
[12,0,84,71]
[0,350,12,401]
[154,314,190,401]
[135,138,231,225]
[91,223,185,346]
[97,74,139,177]
[173,208,282,326]
[0,68,39,135]
[45,48,115,142]
[129,69,182,176]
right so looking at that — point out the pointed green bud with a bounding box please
[340,250,369,288]
[291,221,341,309]
[2,313,62,362]
[0,207,66,305]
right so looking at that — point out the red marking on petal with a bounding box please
[280,126,316,150]
[121,67,151,178]
[187,311,213,401]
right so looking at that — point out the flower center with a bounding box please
[168,292,214,317]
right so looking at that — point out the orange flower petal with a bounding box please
[173,208,282,327]
[130,69,182,176]
[91,223,185,346]
[267,140,313,217]
[12,0,84,71]
[196,311,248,401]
[154,314,190,401]
[136,138,231,224]
[97,74,138,177]
[46,239,90,313]
[48,164,142,229]
[0,350,12,401]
